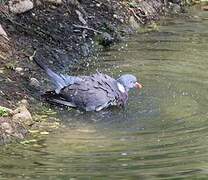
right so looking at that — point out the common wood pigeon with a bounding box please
[34,58,142,111]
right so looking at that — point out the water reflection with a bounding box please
[1,8,208,179]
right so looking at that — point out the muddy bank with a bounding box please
[0,0,185,106]
[0,0,185,144]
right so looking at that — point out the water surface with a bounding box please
[1,8,208,179]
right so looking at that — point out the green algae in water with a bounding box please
[20,139,37,145]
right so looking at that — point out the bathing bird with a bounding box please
[34,58,142,111]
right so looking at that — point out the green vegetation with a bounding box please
[0,106,9,117]
[0,0,8,4]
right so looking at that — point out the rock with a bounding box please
[0,100,33,145]
[29,77,40,89]
[45,0,63,5]
[0,117,28,145]
[129,16,140,30]
[0,24,11,59]
[1,121,13,134]
[0,25,9,41]
[15,67,23,72]
[33,0,42,6]
[12,99,33,126]
[99,32,114,47]
[9,0,34,14]
[202,5,208,11]
[168,2,181,14]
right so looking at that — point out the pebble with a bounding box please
[0,25,9,40]
[15,67,24,76]
[46,0,63,4]
[29,77,40,89]
[9,0,34,14]
[113,14,118,19]
[15,67,23,72]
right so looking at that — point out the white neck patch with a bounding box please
[117,82,126,93]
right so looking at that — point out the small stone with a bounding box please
[168,2,181,14]
[12,100,33,126]
[9,0,34,14]
[34,0,42,6]
[99,32,114,47]
[15,67,23,72]
[1,122,13,134]
[202,5,208,11]
[0,116,28,144]
[29,77,40,89]
[0,25,9,41]
[96,3,101,7]
[45,0,63,5]
[113,14,118,19]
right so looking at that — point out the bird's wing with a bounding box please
[43,73,127,111]
[57,73,122,111]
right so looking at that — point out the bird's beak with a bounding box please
[135,82,143,89]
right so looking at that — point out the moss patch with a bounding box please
[0,106,9,117]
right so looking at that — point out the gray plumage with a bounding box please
[34,58,141,111]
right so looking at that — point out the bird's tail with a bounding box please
[34,57,67,91]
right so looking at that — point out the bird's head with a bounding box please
[117,74,142,92]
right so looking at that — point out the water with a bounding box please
[1,8,208,179]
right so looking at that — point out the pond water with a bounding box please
[1,7,208,179]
